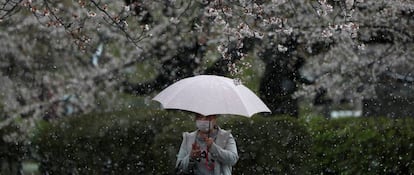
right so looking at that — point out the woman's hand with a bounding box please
[199,131,214,149]
[204,137,214,149]
[190,143,201,159]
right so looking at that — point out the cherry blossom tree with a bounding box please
[0,0,413,144]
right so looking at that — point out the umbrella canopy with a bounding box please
[153,75,271,117]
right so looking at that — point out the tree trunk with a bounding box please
[258,38,302,117]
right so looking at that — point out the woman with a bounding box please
[175,114,238,175]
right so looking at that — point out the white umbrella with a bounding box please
[152,75,271,117]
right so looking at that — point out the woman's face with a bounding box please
[195,114,217,124]
[195,114,217,132]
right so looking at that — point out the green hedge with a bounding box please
[32,110,311,174]
[0,123,28,174]
[152,115,312,174]
[32,110,174,174]
[32,109,414,174]
[307,117,414,174]
[221,116,311,174]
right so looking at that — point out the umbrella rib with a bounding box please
[232,87,253,117]
[219,79,251,117]
[161,78,206,115]
[156,79,192,107]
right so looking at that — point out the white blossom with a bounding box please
[124,5,130,12]
[0,0,412,144]
[345,0,354,10]
[278,44,288,52]
[88,11,97,17]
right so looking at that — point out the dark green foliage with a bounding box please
[151,115,312,174]
[31,110,414,174]
[151,114,195,175]
[32,111,311,174]
[32,109,175,175]
[0,123,28,174]
[222,116,312,174]
[307,117,414,174]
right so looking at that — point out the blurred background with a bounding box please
[0,0,413,174]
